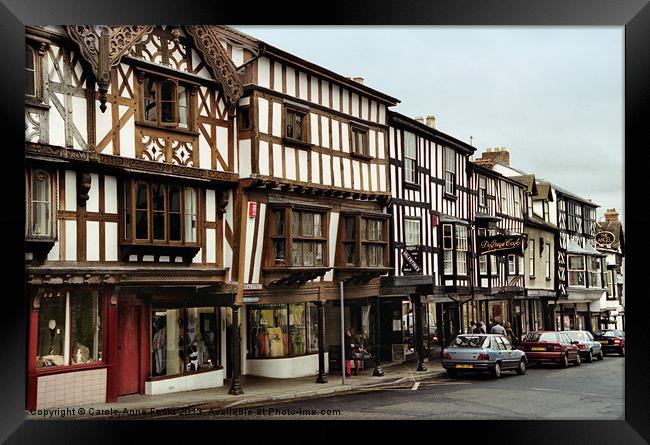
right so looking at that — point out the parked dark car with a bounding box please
[519,331,581,367]
[441,334,527,378]
[564,330,604,362]
[593,330,625,356]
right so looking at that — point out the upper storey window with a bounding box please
[141,75,190,130]
[478,176,487,209]
[25,45,36,99]
[404,131,417,185]
[445,147,456,196]
[351,126,370,158]
[285,107,308,143]
[26,169,55,239]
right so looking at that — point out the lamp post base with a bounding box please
[315,373,328,384]
[228,379,244,395]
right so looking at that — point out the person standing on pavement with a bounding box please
[491,320,507,336]
[473,322,486,334]
[469,320,476,334]
[344,328,362,377]
[504,321,517,345]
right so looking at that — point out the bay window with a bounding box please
[122,179,198,245]
[267,207,326,267]
[36,291,103,368]
[338,214,388,268]
[141,75,191,129]
[445,147,456,195]
[568,255,585,286]
[247,303,319,358]
[404,131,417,184]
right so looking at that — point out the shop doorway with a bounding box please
[117,303,141,396]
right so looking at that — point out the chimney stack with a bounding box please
[415,116,425,124]
[351,77,364,84]
[604,208,619,222]
[478,147,510,166]
[425,115,436,129]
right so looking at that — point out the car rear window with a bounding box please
[566,332,584,341]
[449,336,489,348]
[602,331,623,337]
[524,332,558,343]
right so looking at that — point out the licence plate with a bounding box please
[455,364,473,369]
[599,340,608,344]
[531,347,546,351]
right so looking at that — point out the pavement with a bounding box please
[26,358,445,420]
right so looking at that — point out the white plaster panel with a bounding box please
[104,175,117,214]
[49,94,65,147]
[120,115,135,158]
[326,212,339,281]
[272,102,282,137]
[298,150,308,182]
[96,101,112,154]
[351,93,359,118]
[199,133,211,170]
[258,97,269,134]
[232,47,244,67]
[310,113,319,146]
[259,141,270,176]
[192,248,202,264]
[146,369,224,395]
[332,156,341,187]
[362,163,369,191]
[342,88,349,114]
[379,104,386,125]
[65,220,77,261]
[353,160,361,190]
[71,96,87,149]
[379,167,387,192]
[310,77,319,103]
[332,84,340,111]
[65,170,76,211]
[257,57,271,89]
[244,206,256,283]
[273,143,283,178]
[252,203,266,283]
[238,140,252,178]
[343,158,351,189]
[322,154,331,185]
[320,116,329,148]
[322,81,330,108]
[341,123,350,152]
[369,129,377,158]
[47,224,60,261]
[216,126,229,171]
[285,147,296,181]
[206,189,216,223]
[370,100,377,123]
[105,222,118,261]
[286,66,296,97]
[377,131,385,159]
[332,120,340,151]
[371,164,379,192]
[86,173,99,212]
[298,72,308,100]
[85,221,100,261]
[245,354,328,378]
[361,96,368,121]
[311,151,320,184]
[273,62,283,93]
[206,228,216,264]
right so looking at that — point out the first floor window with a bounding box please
[508,255,516,275]
[405,218,421,247]
[545,243,551,279]
[443,224,453,274]
[361,218,386,267]
[478,176,487,208]
[36,291,103,368]
[247,303,319,358]
[589,256,602,288]
[568,255,586,286]
[528,239,535,276]
[291,210,325,266]
[478,228,488,274]
[606,270,615,298]
[351,127,368,156]
[151,307,218,377]
[27,169,54,238]
[404,131,417,184]
[455,225,468,275]
[286,108,307,142]
[25,44,36,98]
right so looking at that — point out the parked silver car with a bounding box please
[564,330,604,362]
[442,334,527,378]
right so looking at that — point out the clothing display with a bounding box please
[268,327,285,357]
[152,326,166,375]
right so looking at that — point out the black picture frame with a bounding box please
[1,0,646,443]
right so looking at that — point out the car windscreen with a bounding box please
[449,336,489,348]
[523,332,558,343]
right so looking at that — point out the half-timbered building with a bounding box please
[25,25,244,409]
[385,113,475,364]
[212,27,399,380]
[468,158,527,338]
[594,209,625,331]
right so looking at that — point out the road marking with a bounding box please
[530,387,612,398]
[411,382,420,391]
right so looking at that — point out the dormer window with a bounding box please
[141,75,190,129]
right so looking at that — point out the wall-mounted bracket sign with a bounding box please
[401,247,422,274]
[478,235,525,256]
[595,231,616,247]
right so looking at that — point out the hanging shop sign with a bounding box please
[478,235,525,256]
[401,247,422,274]
[595,231,616,247]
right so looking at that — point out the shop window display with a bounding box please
[151,307,218,377]
[248,303,319,358]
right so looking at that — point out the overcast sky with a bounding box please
[235,26,624,223]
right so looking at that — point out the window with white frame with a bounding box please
[568,255,585,286]
[442,224,453,274]
[26,168,55,239]
[606,270,615,298]
[500,181,508,214]
[455,225,468,275]
[518,255,524,276]
[478,176,487,208]
[514,190,521,216]
[405,218,421,247]
[589,256,602,288]
[478,228,488,274]
[508,255,516,275]
[529,239,535,276]
[404,132,417,184]
[543,201,549,222]
[489,229,497,274]
[545,242,551,279]
[445,147,456,195]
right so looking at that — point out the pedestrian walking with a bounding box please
[491,320,507,335]
[504,321,518,345]
[344,328,362,377]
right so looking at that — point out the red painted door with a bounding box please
[118,304,140,396]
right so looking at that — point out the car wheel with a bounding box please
[560,353,569,368]
[516,359,527,375]
[619,347,625,357]
[492,362,502,378]
[574,353,581,366]
[446,369,457,378]
[586,350,593,363]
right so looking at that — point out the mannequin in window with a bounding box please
[38,319,64,367]
[152,318,167,375]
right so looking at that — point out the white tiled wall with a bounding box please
[36,368,107,409]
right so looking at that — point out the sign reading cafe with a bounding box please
[478,235,525,256]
